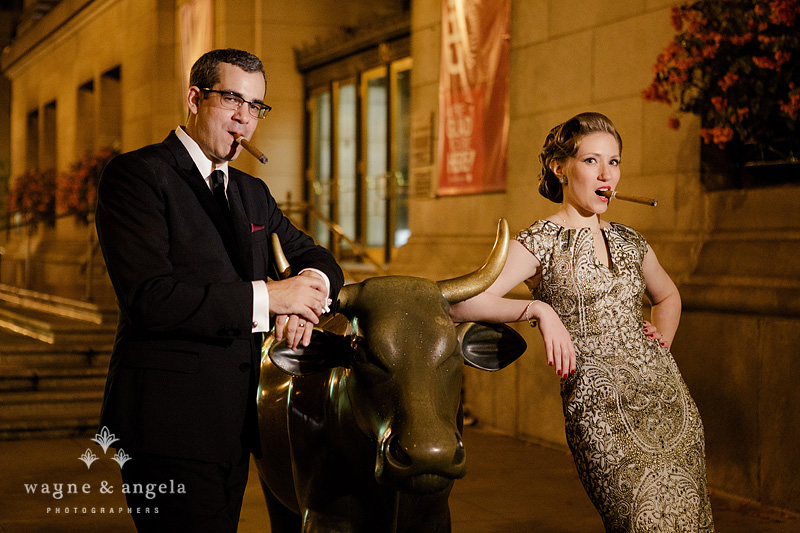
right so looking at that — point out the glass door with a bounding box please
[335,81,357,252]
[390,58,412,249]
[308,88,331,247]
[360,67,389,254]
[305,58,412,265]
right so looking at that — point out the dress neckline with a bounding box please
[542,219,613,234]
[542,220,616,272]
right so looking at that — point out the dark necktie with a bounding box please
[210,169,231,219]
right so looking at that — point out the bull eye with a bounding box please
[352,337,391,375]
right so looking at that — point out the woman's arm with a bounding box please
[450,240,576,378]
[449,240,539,322]
[642,248,682,348]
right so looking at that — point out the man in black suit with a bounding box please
[95,48,343,531]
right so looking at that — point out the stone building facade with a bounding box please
[1,0,798,514]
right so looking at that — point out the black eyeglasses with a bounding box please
[200,89,272,119]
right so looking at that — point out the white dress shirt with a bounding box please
[175,126,330,333]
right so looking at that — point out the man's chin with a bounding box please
[226,146,243,161]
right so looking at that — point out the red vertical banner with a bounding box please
[438,0,510,196]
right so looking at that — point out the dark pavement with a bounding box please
[0,426,797,532]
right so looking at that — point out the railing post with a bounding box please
[24,217,31,289]
[84,213,95,302]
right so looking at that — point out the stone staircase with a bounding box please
[0,284,116,440]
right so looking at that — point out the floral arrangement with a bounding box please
[643,0,800,160]
[6,168,57,225]
[6,147,118,226]
[56,147,118,219]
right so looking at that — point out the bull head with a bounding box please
[265,220,526,494]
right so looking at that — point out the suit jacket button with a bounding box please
[239,363,251,372]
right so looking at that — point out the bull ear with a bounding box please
[456,322,527,371]
[267,329,351,376]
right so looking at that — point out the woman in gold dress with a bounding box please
[450,112,714,532]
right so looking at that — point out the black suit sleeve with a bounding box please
[96,152,254,339]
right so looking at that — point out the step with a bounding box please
[0,283,115,324]
[0,303,117,344]
[0,389,104,440]
[0,366,109,392]
[0,345,112,368]
[0,415,100,440]
[0,389,104,420]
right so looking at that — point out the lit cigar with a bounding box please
[233,133,268,164]
[596,189,658,207]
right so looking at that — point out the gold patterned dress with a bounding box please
[517,220,714,533]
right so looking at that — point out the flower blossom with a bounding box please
[769,0,800,26]
[780,94,800,120]
[718,72,739,91]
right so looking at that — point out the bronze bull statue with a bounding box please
[255,220,526,532]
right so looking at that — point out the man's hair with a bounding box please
[189,48,266,90]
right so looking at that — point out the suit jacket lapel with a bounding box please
[162,132,246,279]
[227,179,254,281]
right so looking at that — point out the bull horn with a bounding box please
[437,219,509,304]
[271,233,292,280]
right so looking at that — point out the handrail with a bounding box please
[278,197,389,277]
[0,194,387,299]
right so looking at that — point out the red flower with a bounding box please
[699,126,734,148]
[646,0,798,154]
[718,72,739,91]
[775,50,792,67]
[752,55,777,69]
[769,0,800,26]
[736,107,750,120]
[642,83,672,104]
[780,93,800,120]
[670,6,684,31]
[53,146,119,218]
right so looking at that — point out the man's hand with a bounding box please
[269,271,328,350]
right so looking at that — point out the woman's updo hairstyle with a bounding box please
[538,112,623,203]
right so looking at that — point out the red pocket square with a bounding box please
[250,223,265,233]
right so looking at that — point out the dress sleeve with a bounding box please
[613,222,650,263]
[515,220,551,266]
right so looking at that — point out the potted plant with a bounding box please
[644,0,800,188]
[7,168,57,227]
[56,147,118,221]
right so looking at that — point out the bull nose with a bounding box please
[383,430,466,474]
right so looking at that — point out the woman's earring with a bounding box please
[560,176,568,186]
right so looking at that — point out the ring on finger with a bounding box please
[299,322,305,327]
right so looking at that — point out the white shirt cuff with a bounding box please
[251,280,270,332]
[298,268,332,313]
